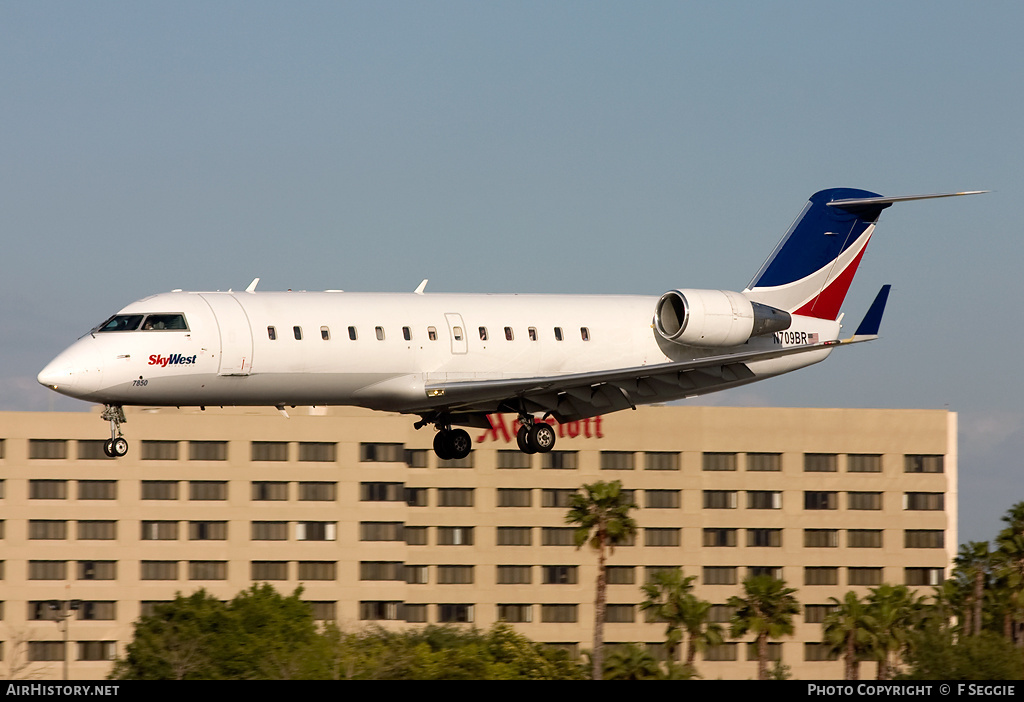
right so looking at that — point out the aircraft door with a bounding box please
[199,294,254,375]
[444,313,468,355]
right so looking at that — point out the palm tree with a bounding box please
[955,541,994,636]
[602,643,661,680]
[866,584,926,679]
[995,502,1024,647]
[566,480,638,680]
[822,591,874,680]
[639,568,694,663]
[679,595,726,669]
[727,575,800,680]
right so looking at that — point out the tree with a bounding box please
[866,584,926,680]
[639,568,722,676]
[954,541,994,636]
[602,644,662,680]
[727,575,800,680]
[822,591,874,680]
[901,623,1024,680]
[566,480,638,680]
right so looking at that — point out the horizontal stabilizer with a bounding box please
[846,284,891,343]
[828,191,987,214]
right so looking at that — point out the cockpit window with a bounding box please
[97,315,144,332]
[142,314,189,331]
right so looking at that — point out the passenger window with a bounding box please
[504,327,514,341]
[375,326,385,341]
[427,327,438,341]
[142,314,189,331]
[321,326,330,341]
[581,327,590,341]
[348,326,357,340]
[479,327,488,341]
[528,327,538,341]
[268,326,277,341]
[453,327,463,341]
[403,326,412,341]
[293,326,302,340]
[554,327,563,341]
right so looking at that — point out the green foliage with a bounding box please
[728,575,800,680]
[900,624,1024,680]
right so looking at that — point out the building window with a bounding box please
[703,490,738,509]
[403,604,428,623]
[605,604,634,623]
[905,530,945,548]
[404,526,428,545]
[190,481,227,500]
[189,521,227,541]
[78,480,116,500]
[600,451,635,470]
[189,561,227,580]
[438,566,474,585]
[141,521,178,540]
[804,604,839,624]
[606,566,636,585]
[251,562,288,581]
[77,521,116,540]
[497,565,532,585]
[845,492,881,511]
[77,561,116,580]
[141,561,178,580]
[298,442,336,462]
[28,561,67,580]
[704,644,739,661]
[804,567,839,586]
[141,440,179,461]
[252,441,289,461]
[359,522,403,542]
[747,491,782,509]
[405,487,428,507]
[804,529,838,548]
[77,440,115,460]
[497,488,531,507]
[542,566,578,585]
[297,522,336,541]
[252,481,288,501]
[804,453,838,472]
[905,567,944,586]
[29,520,67,540]
[747,453,781,471]
[497,450,531,469]
[77,601,116,621]
[360,562,405,581]
[28,642,65,662]
[29,480,67,499]
[251,521,288,541]
[848,454,882,472]
[848,567,883,586]
[905,492,945,510]
[703,528,737,547]
[747,529,782,548]
[541,605,577,623]
[29,439,67,460]
[703,452,737,471]
[804,491,838,510]
[405,565,428,584]
[360,482,404,502]
[360,443,405,462]
[644,452,680,471]
[361,601,401,621]
[645,528,680,547]
[309,602,337,621]
[299,562,337,581]
[905,454,944,473]
[745,642,782,662]
[708,604,736,623]
[189,441,227,461]
[748,566,783,579]
[438,488,474,507]
[541,451,578,470]
[541,489,576,508]
[498,604,532,623]
[541,527,575,546]
[438,453,474,469]
[438,604,474,623]
[805,643,839,662]
[299,482,336,501]
[847,530,883,548]
[497,527,532,546]
[141,480,178,500]
[438,526,474,546]
[645,489,680,509]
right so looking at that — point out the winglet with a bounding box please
[414,279,428,295]
[845,285,891,343]
[245,277,260,293]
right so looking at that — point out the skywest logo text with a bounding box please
[148,354,198,367]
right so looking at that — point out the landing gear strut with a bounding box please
[100,404,128,458]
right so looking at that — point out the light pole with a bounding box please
[47,599,80,680]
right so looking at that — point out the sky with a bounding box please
[2,1,1021,544]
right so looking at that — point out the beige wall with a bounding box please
[0,404,955,679]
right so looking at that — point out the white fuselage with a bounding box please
[38,290,839,415]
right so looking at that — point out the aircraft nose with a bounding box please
[37,342,104,398]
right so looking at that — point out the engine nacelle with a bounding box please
[654,289,791,347]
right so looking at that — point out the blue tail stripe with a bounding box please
[749,188,884,289]
[854,285,891,336]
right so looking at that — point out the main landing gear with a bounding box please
[417,413,558,460]
[100,404,128,458]
[516,419,556,455]
[432,426,473,461]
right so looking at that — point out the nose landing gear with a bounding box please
[100,404,128,458]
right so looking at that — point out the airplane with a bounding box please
[37,187,982,460]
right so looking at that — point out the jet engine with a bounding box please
[653,289,791,348]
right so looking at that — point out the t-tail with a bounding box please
[743,188,985,320]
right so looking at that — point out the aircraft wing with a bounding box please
[422,340,841,425]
